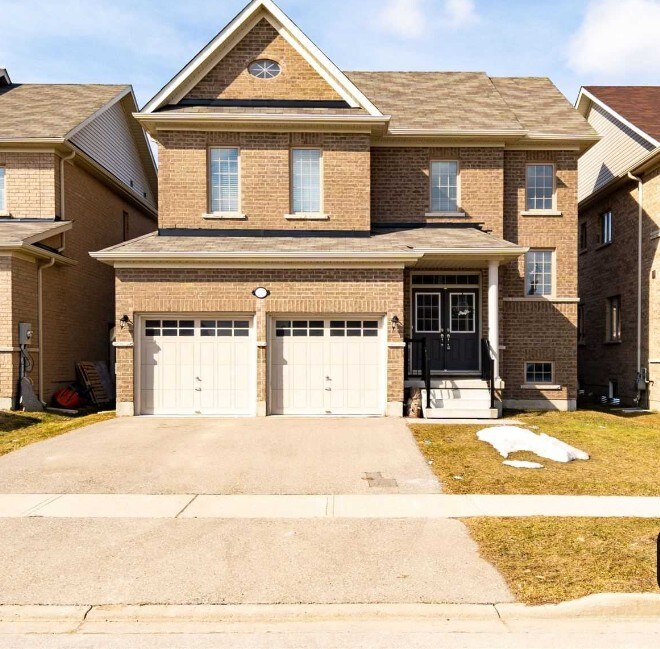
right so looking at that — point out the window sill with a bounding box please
[425,211,466,218]
[0,211,11,217]
[596,242,612,250]
[579,248,588,255]
[604,340,622,345]
[521,384,562,391]
[203,213,247,220]
[284,213,330,221]
[521,210,563,217]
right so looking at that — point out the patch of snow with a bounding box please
[477,426,590,463]
[503,460,544,469]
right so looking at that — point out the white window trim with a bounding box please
[605,295,622,343]
[414,292,442,334]
[524,163,557,213]
[0,166,7,215]
[522,360,557,388]
[599,210,613,246]
[290,147,324,216]
[429,160,460,214]
[207,146,242,217]
[524,249,556,299]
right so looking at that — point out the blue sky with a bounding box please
[1,0,659,108]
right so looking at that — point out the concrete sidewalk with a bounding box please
[2,493,660,519]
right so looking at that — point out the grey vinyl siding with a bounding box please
[71,100,154,206]
[578,103,655,202]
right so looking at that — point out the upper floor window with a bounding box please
[579,221,588,251]
[525,249,553,297]
[430,161,459,212]
[599,210,612,245]
[209,147,239,214]
[606,295,621,342]
[526,164,555,210]
[291,148,321,214]
[0,167,5,212]
[248,59,281,79]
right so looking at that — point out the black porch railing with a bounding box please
[404,338,431,409]
[481,338,496,410]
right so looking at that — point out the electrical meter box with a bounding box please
[18,322,33,346]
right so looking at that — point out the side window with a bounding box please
[579,221,587,251]
[430,161,459,212]
[606,296,621,342]
[291,148,322,214]
[0,167,5,212]
[209,147,240,214]
[525,249,553,297]
[526,164,555,211]
[122,210,129,242]
[599,210,612,245]
[578,303,585,344]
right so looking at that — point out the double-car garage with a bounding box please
[138,315,385,416]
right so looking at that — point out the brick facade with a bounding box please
[184,18,342,102]
[0,152,155,408]
[115,267,404,414]
[578,161,660,408]
[0,152,58,218]
[157,130,371,231]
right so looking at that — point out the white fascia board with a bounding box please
[413,246,528,257]
[577,88,659,148]
[0,242,77,265]
[141,0,382,117]
[91,251,420,262]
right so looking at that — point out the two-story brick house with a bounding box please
[576,86,660,409]
[0,71,157,409]
[94,0,597,418]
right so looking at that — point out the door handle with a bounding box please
[325,387,332,391]
[326,376,332,381]
[446,332,451,350]
[195,388,202,392]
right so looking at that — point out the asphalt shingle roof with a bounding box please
[0,84,127,139]
[0,220,71,245]
[346,72,596,137]
[96,226,523,256]
[584,86,660,142]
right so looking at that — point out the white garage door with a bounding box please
[270,318,383,415]
[139,317,253,415]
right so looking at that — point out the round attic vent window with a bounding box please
[248,59,281,79]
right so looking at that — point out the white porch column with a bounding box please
[488,259,500,380]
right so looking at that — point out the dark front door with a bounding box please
[412,289,479,373]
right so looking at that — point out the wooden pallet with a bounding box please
[76,361,115,406]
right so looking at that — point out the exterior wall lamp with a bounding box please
[252,287,271,299]
[119,315,132,329]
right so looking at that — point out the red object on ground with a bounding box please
[52,386,84,409]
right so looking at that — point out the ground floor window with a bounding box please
[525,361,553,384]
[577,303,585,344]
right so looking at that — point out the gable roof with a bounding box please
[0,84,128,139]
[580,86,660,144]
[0,69,10,86]
[142,0,381,117]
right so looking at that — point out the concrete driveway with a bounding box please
[0,417,440,495]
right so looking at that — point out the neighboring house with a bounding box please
[575,86,660,409]
[0,72,157,409]
[93,0,597,419]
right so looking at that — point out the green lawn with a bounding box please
[466,517,660,604]
[0,410,114,456]
[410,409,660,495]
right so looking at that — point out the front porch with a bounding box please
[403,264,506,420]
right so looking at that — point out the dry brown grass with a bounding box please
[0,410,114,456]
[466,517,660,604]
[410,409,660,495]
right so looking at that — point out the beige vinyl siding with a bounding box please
[578,103,655,202]
[71,100,155,206]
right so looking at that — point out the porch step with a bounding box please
[421,388,499,420]
[424,407,500,420]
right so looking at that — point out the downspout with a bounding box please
[35,149,76,400]
[627,171,644,404]
[37,257,55,401]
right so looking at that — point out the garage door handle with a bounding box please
[195,388,202,392]
[325,388,332,391]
